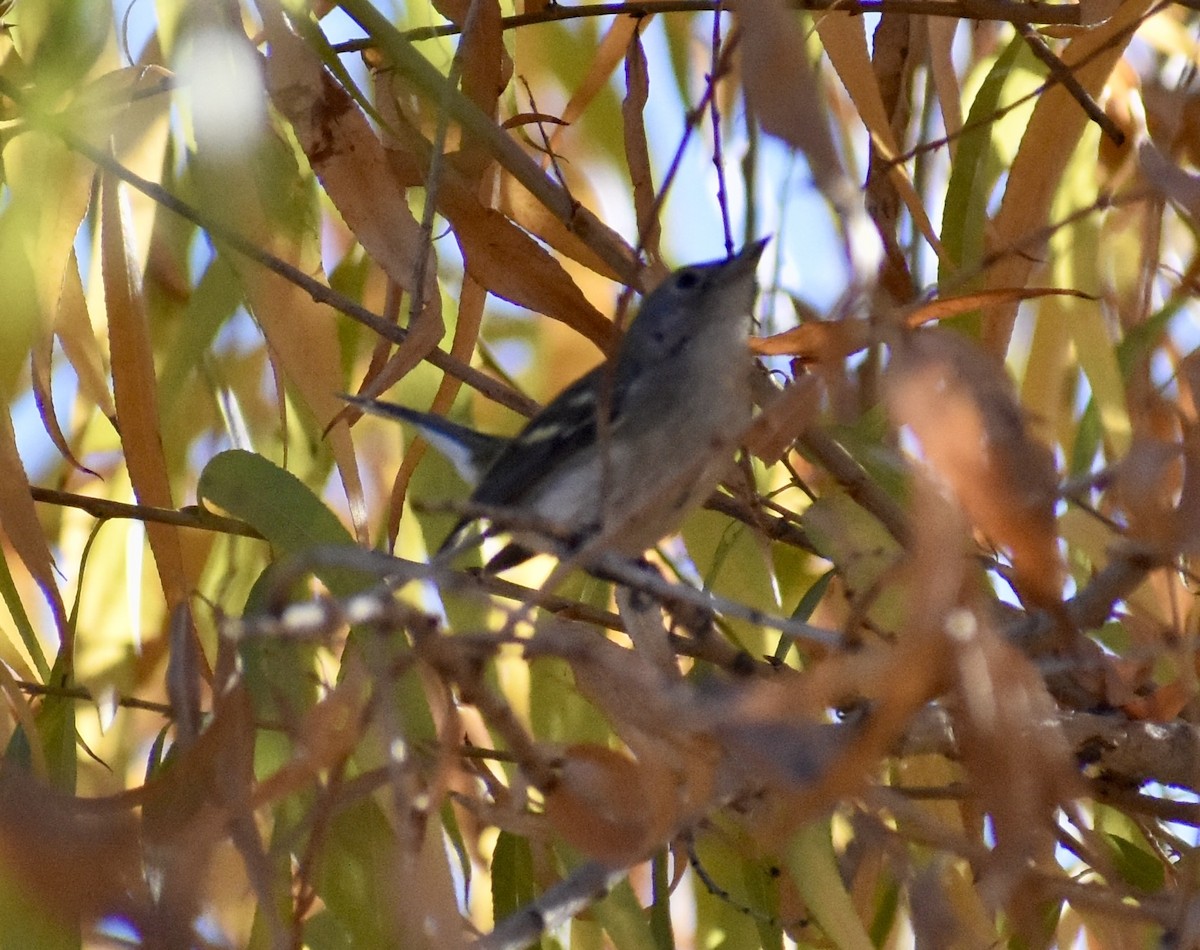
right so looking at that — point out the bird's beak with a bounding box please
[726,236,770,275]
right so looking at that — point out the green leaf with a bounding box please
[197,449,366,597]
[648,851,675,950]
[775,568,834,663]
[1105,833,1165,893]
[492,831,536,923]
[742,854,784,950]
[786,819,873,950]
[159,259,242,409]
[588,876,657,950]
[939,38,1044,335]
[315,798,395,947]
[692,825,771,950]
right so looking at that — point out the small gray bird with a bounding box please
[347,240,766,569]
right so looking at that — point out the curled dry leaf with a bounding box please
[543,744,677,866]
[749,290,1091,365]
[252,661,370,807]
[378,82,614,349]
[885,329,1063,611]
[1171,356,1200,552]
[944,607,1078,929]
[31,325,94,477]
[101,171,195,624]
[430,0,510,124]
[56,248,116,421]
[502,112,568,130]
[751,318,872,363]
[622,28,661,261]
[817,12,944,266]
[902,287,1098,328]
[744,372,823,464]
[262,13,440,320]
[1108,437,1183,551]
[1112,352,1200,558]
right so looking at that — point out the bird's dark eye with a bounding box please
[675,269,701,290]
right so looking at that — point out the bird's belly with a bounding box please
[522,389,749,557]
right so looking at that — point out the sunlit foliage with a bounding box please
[0,0,1198,946]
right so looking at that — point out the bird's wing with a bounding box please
[470,364,630,507]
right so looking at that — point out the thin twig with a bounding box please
[709,3,733,255]
[17,679,174,717]
[1014,22,1125,146]
[330,0,1083,49]
[31,486,263,539]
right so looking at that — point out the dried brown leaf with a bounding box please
[264,13,441,323]
[1139,138,1200,223]
[379,86,614,348]
[186,95,370,541]
[903,287,1096,327]
[240,263,370,539]
[30,329,94,477]
[253,661,369,807]
[817,12,945,262]
[143,684,256,842]
[139,685,257,937]
[543,744,676,865]
[885,330,1063,610]
[1107,438,1179,550]
[56,249,116,420]
[744,373,823,463]
[499,173,633,283]
[101,172,194,620]
[737,0,883,280]
[751,318,872,361]
[502,112,568,130]
[925,17,963,158]
[622,28,661,259]
[547,16,643,159]
[946,610,1077,930]
[431,0,510,123]
[444,185,613,349]
[0,767,144,923]
[982,0,1155,353]
[1164,353,1200,552]
[739,0,842,190]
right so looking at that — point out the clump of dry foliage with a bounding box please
[1,0,1200,946]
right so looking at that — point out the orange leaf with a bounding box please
[982,0,1155,354]
[378,83,614,349]
[885,330,1063,610]
[751,319,872,361]
[903,287,1096,328]
[55,249,116,421]
[263,13,441,325]
[101,172,195,627]
[432,0,510,126]
[745,374,823,464]
[543,744,676,865]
